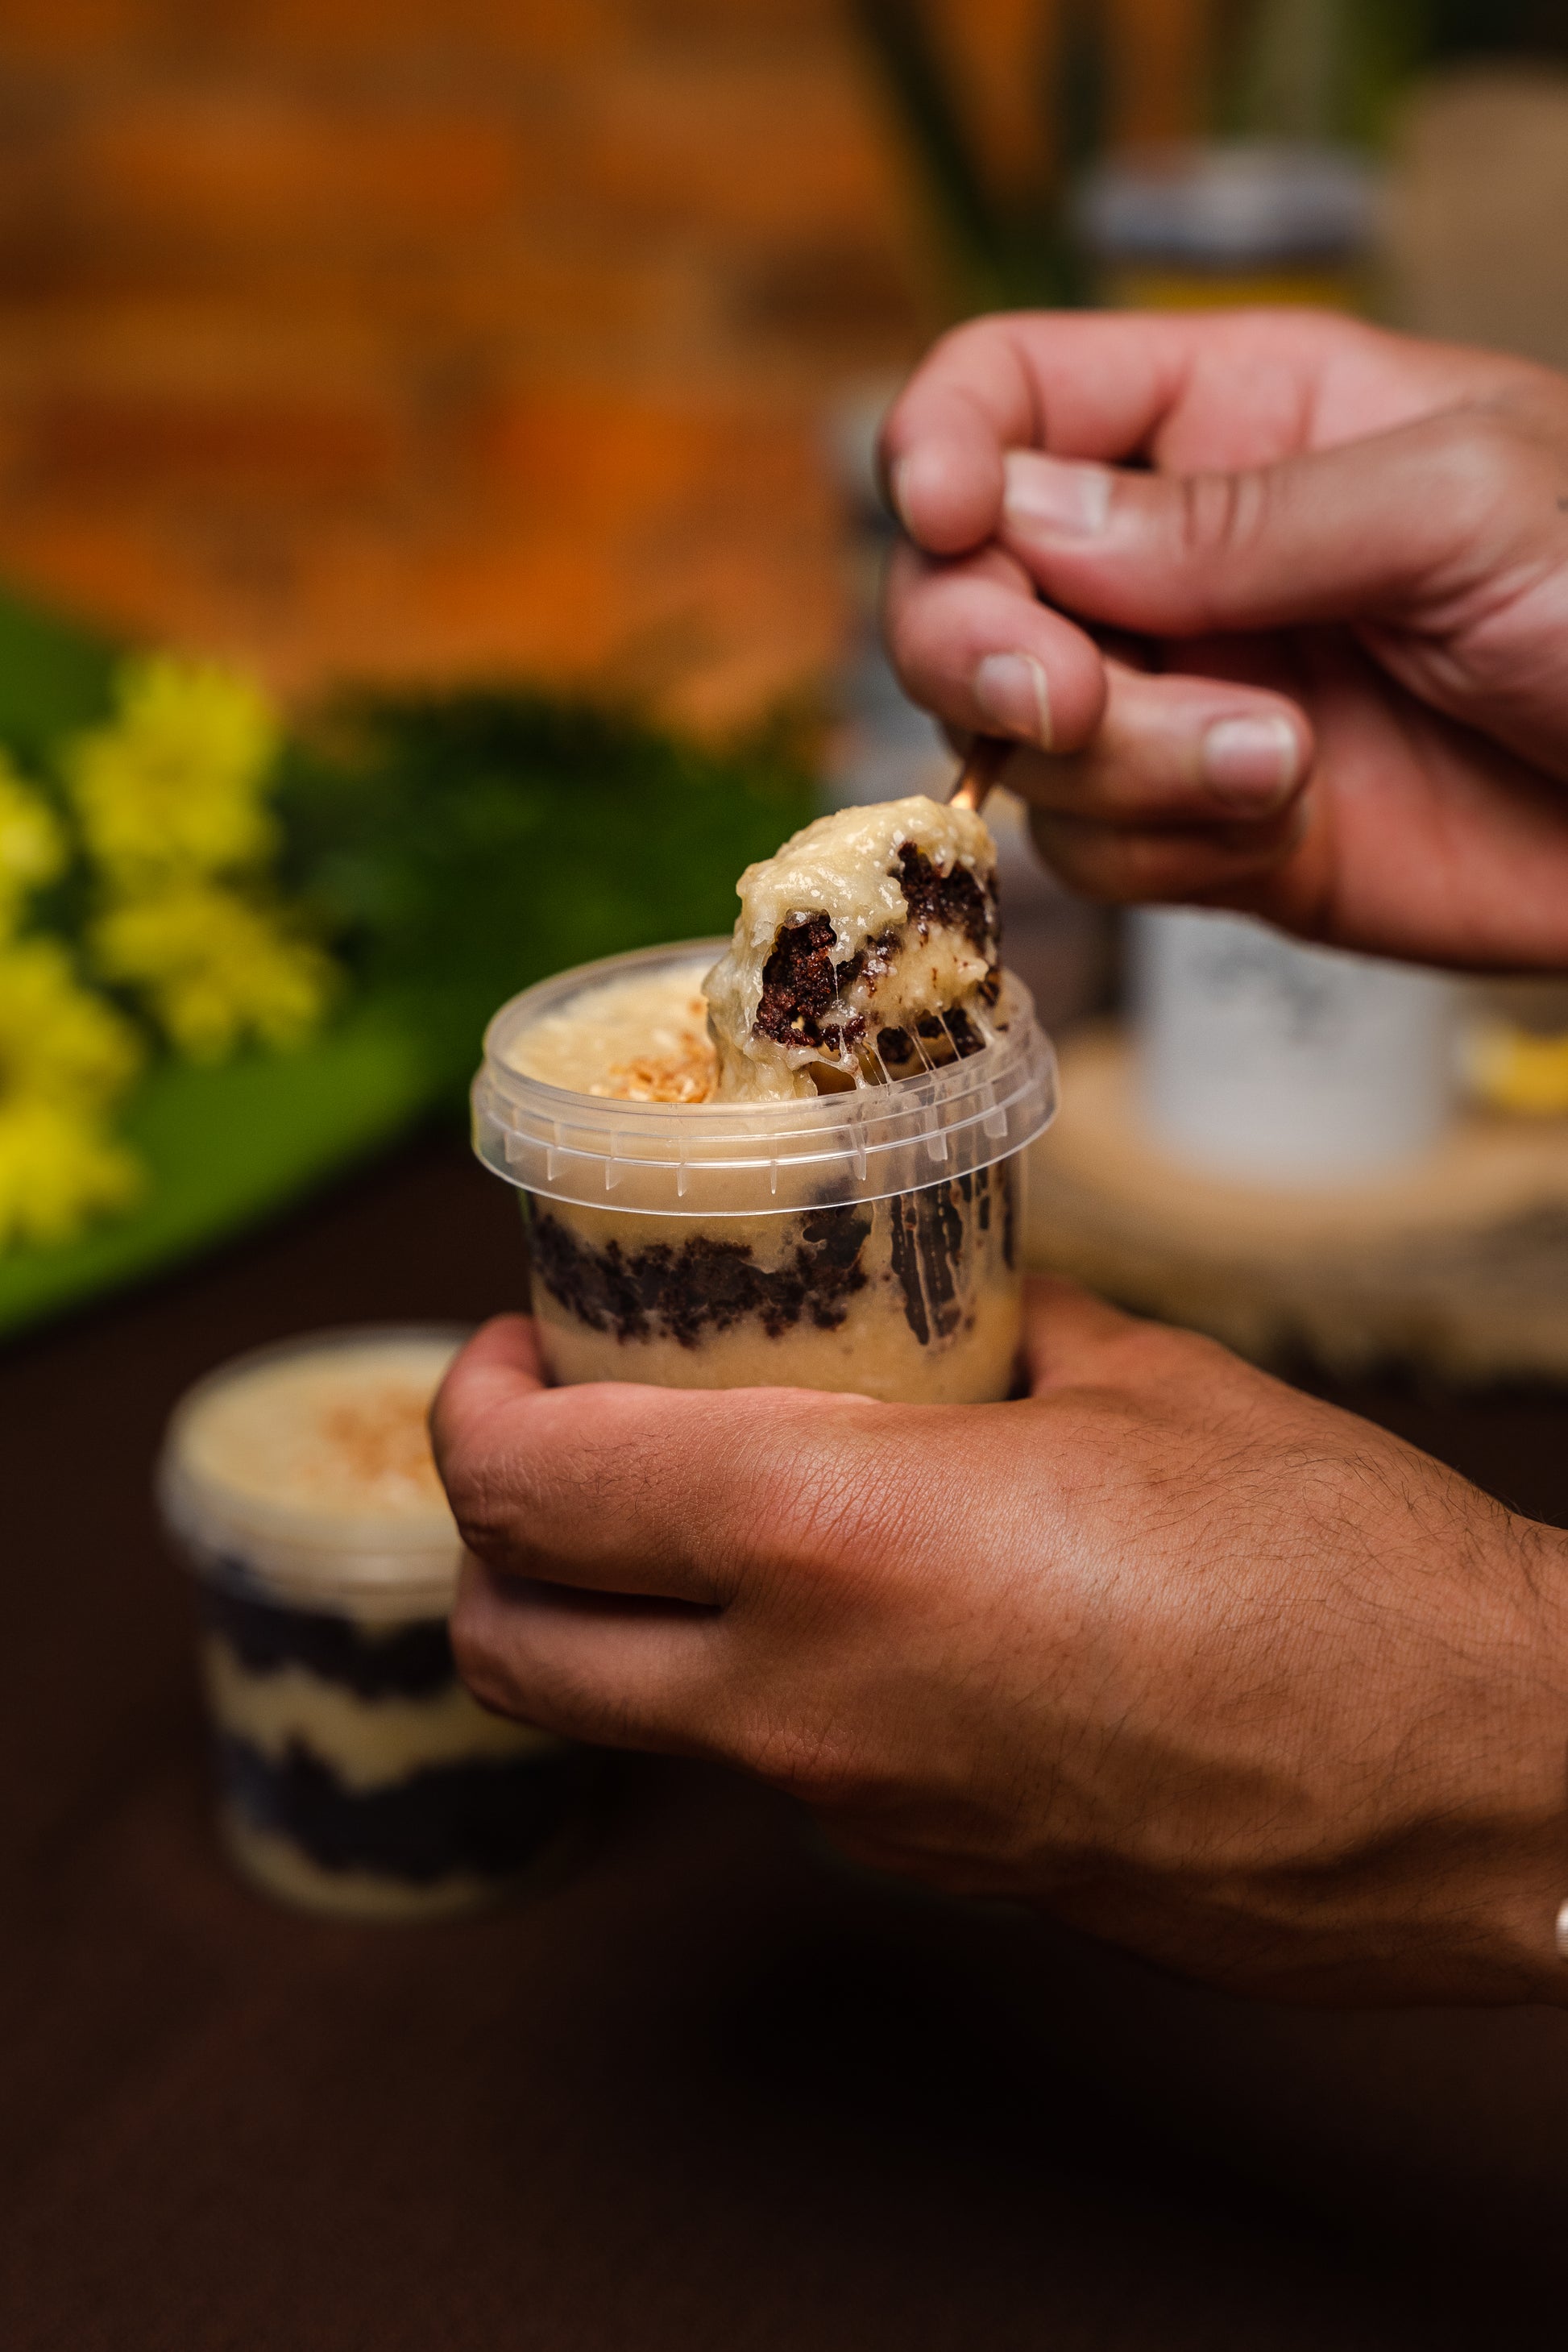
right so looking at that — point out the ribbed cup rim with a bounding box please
[471,939,1059,1217]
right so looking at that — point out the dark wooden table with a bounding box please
[3,1135,1565,2350]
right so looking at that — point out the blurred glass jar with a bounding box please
[1133,910,1456,1185]
[1075,139,1379,313]
[1076,139,1456,1190]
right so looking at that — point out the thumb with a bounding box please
[998,404,1560,643]
[429,1313,546,1456]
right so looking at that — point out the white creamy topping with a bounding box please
[176,1339,461,1533]
[505,960,717,1101]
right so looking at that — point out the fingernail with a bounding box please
[1003,450,1113,539]
[1201,715,1300,810]
[973,652,1053,749]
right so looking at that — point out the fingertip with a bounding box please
[449,1315,546,1392]
[967,624,1109,757]
[459,1313,541,1369]
[1199,710,1310,813]
[883,432,1006,557]
[431,1314,545,1445]
[883,546,1108,753]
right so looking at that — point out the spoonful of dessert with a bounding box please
[703,758,1006,1102]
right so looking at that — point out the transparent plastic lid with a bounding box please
[1076,140,1378,265]
[472,940,1059,1219]
[157,1325,469,1611]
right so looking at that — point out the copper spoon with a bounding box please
[947,734,1011,815]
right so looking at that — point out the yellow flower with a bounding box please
[0,756,65,931]
[91,881,337,1063]
[64,655,281,888]
[0,1096,142,1250]
[0,935,143,1250]
[0,935,143,1107]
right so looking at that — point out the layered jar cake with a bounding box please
[471,797,1059,1404]
[159,1328,580,1919]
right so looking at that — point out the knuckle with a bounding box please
[438,1396,564,1570]
[1176,466,1271,584]
[752,1430,918,1607]
[1026,811,1118,898]
[1444,409,1537,504]
[925,315,998,383]
[449,1606,524,1722]
[450,1602,624,1748]
[1402,405,1557,562]
[440,1441,522,1562]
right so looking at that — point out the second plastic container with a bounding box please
[159,1326,580,1920]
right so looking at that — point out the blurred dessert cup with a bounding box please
[159,1326,579,1921]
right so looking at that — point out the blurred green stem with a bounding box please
[848,0,1090,313]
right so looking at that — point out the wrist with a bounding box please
[1490,1517,1568,2005]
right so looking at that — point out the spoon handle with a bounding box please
[947,736,1010,815]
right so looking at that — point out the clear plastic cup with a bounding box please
[157,1326,580,1922]
[471,941,1059,1404]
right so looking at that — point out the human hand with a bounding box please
[433,1288,1568,2007]
[881,309,1568,970]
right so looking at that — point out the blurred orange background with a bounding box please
[0,2,1210,732]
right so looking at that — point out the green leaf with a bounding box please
[279,688,816,1106]
[0,1001,432,1341]
[0,587,119,762]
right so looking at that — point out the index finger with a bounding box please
[433,1346,889,1607]
[439,1377,917,1761]
[878,316,1040,555]
[881,309,1512,559]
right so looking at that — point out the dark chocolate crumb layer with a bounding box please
[886,1161,1014,1343]
[529,1203,871,1346]
[889,1180,966,1346]
[755,915,866,1054]
[218,1734,577,1885]
[201,1586,455,1699]
[752,843,999,1062]
[896,843,999,959]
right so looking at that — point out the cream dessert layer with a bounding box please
[703,794,1001,1101]
[508,958,718,1102]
